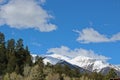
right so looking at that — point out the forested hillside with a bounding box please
[0,32,118,80]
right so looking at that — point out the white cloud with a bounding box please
[47,46,110,61]
[74,28,120,43]
[0,0,57,32]
[111,32,120,41]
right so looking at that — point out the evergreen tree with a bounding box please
[6,39,16,73]
[24,46,32,66]
[0,32,7,75]
[6,53,16,73]
[0,32,5,47]
[7,39,15,53]
[0,32,32,76]
[15,39,32,74]
[16,38,24,51]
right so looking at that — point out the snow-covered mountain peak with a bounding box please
[31,53,120,74]
[43,53,119,72]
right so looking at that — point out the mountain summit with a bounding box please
[32,53,120,75]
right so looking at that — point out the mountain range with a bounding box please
[32,53,120,76]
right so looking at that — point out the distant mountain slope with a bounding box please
[56,60,91,74]
[32,53,120,76]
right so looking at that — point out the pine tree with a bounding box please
[16,38,24,51]
[0,32,5,48]
[15,39,32,74]
[0,32,7,75]
[24,46,32,66]
[7,39,15,53]
[6,53,16,73]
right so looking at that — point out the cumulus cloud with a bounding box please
[47,46,110,61]
[0,0,57,32]
[74,28,120,43]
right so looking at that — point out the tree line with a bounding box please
[0,32,118,80]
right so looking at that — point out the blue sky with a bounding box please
[0,0,120,64]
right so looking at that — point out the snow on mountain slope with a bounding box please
[43,53,120,73]
[31,53,120,74]
[70,56,109,72]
